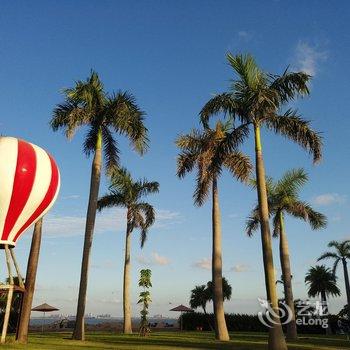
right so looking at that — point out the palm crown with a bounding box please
[50,71,148,172]
[97,167,159,247]
[318,240,350,274]
[176,120,252,205]
[190,277,232,311]
[305,265,341,298]
[190,285,210,311]
[246,168,327,236]
[200,53,322,163]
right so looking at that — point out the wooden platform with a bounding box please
[0,284,25,293]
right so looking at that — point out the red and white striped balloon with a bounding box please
[0,137,60,247]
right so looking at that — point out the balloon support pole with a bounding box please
[0,245,25,344]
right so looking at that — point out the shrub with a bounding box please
[181,312,342,334]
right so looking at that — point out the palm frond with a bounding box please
[102,126,119,174]
[65,70,105,109]
[176,151,198,178]
[246,208,260,237]
[97,193,125,211]
[223,151,252,182]
[83,124,100,156]
[137,180,160,197]
[140,227,148,248]
[221,123,251,153]
[275,168,308,197]
[227,53,263,90]
[269,71,310,103]
[175,130,203,151]
[108,167,133,193]
[327,240,342,250]
[138,202,156,227]
[106,92,149,155]
[304,204,327,229]
[317,252,339,262]
[194,174,212,207]
[265,109,322,163]
[51,101,90,139]
[199,93,237,128]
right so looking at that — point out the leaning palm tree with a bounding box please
[200,53,322,350]
[305,265,340,333]
[50,71,148,340]
[97,167,158,334]
[318,240,350,317]
[246,168,327,340]
[17,219,43,343]
[176,120,251,341]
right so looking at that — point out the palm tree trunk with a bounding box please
[321,291,331,335]
[254,123,287,350]
[73,130,102,341]
[211,177,229,341]
[279,212,297,340]
[16,218,43,343]
[341,258,350,318]
[123,213,133,334]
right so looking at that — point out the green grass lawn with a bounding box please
[3,331,350,350]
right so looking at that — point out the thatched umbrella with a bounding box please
[169,304,193,331]
[32,303,59,332]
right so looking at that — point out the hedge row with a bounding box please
[180,312,342,334]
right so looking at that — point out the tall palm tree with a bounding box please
[305,265,340,333]
[50,71,148,340]
[200,53,322,350]
[97,167,158,334]
[318,240,350,317]
[246,168,327,340]
[176,121,251,340]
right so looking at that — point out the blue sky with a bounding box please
[0,0,349,317]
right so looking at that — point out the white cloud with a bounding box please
[231,264,250,273]
[36,208,180,238]
[137,252,170,266]
[193,258,211,270]
[91,260,116,270]
[154,210,182,228]
[40,209,125,238]
[331,214,342,222]
[152,252,170,265]
[237,30,253,41]
[312,193,346,206]
[294,41,328,76]
[62,194,80,200]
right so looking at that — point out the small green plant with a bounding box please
[138,269,152,336]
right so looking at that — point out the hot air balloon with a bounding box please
[0,136,60,247]
[0,136,60,343]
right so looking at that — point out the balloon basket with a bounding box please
[0,245,25,344]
